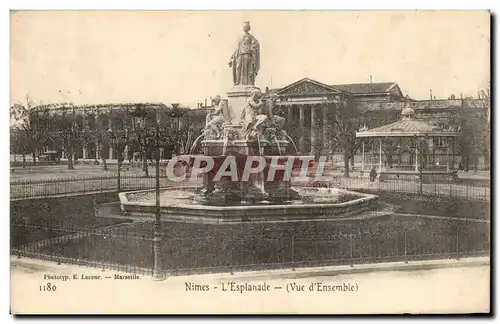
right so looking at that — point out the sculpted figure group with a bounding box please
[204,89,286,141]
[241,89,286,140]
[202,21,287,142]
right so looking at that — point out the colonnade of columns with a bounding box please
[74,142,131,160]
[286,104,332,156]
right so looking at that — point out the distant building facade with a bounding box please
[269,78,488,169]
[28,77,489,170]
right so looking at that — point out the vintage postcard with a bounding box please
[9,10,491,315]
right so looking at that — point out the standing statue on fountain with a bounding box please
[228,21,260,86]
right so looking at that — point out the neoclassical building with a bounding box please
[269,77,488,169]
[197,77,488,169]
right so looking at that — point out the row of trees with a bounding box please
[456,90,491,171]
[11,90,490,178]
[10,103,204,174]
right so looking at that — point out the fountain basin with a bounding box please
[118,187,379,223]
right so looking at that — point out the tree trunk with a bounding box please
[22,154,26,168]
[67,149,75,170]
[32,151,37,166]
[101,157,108,171]
[117,145,124,171]
[100,141,108,171]
[388,154,393,168]
[142,154,149,177]
[343,153,350,178]
[117,150,122,170]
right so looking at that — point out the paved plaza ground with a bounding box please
[10,161,148,181]
[10,256,490,314]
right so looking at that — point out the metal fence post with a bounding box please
[349,234,354,267]
[464,218,468,254]
[404,229,408,264]
[291,236,295,271]
[281,234,284,265]
[230,237,234,275]
[241,236,244,267]
[117,166,121,193]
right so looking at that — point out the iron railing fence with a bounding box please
[10,174,490,201]
[11,217,490,277]
[317,176,490,202]
[10,175,199,200]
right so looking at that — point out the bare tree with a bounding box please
[325,101,364,178]
[10,103,49,167]
[457,89,490,171]
[170,113,203,155]
[93,112,109,171]
[44,106,92,170]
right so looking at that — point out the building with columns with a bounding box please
[268,77,488,169]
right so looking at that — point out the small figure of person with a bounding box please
[369,167,377,182]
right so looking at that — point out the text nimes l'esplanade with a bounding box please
[185,281,359,293]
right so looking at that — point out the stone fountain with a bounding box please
[117,22,383,223]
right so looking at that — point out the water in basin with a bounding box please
[133,187,363,207]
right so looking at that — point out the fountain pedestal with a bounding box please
[196,136,272,205]
[190,153,308,205]
[115,22,386,224]
[226,85,260,125]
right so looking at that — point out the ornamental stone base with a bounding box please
[226,85,260,125]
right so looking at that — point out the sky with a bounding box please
[10,10,490,108]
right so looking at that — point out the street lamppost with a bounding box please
[359,124,368,175]
[108,129,128,192]
[130,105,165,280]
[169,103,188,156]
[152,111,163,281]
[129,104,186,281]
[414,134,428,194]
